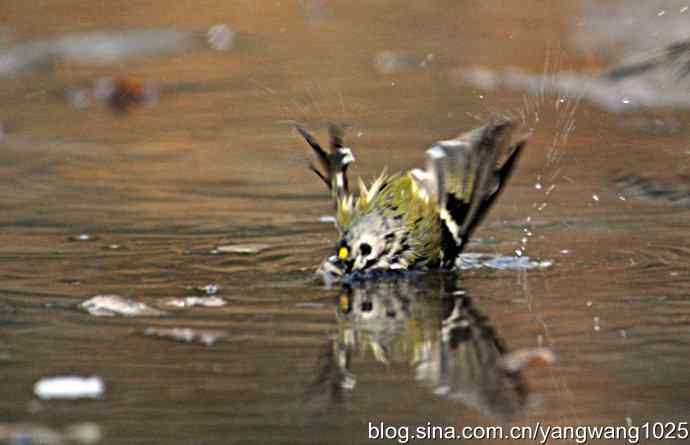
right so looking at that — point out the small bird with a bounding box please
[296,118,528,280]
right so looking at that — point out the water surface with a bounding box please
[1,1,690,444]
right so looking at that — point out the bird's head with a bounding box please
[318,211,410,280]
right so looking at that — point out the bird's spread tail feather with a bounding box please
[296,124,355,205]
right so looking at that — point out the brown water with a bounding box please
[1,1,690,444]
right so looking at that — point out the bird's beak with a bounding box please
[317,255,347,281]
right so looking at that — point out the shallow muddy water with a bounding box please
[1,1,690,444]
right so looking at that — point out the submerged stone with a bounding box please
[144,327,227,346]
[161,296,227,308]
[80,295,166,317]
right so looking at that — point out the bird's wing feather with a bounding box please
[421,119,528,267]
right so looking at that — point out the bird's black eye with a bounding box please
[359,243,372,256]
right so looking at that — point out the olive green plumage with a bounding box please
[337,173,443,267]
[296,118,528,279]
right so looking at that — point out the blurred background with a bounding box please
[1,1,690,444]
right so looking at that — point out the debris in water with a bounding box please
[592,194,600,201]
[498,347,556,373]
[80,295,166,317]
[161,295,226,308]
[33,376,105,400]
[144,327,227,346]
[319,215,336,223]
[102,77,158,113]
[593,316,601,332]
[0,25,234,78]
[215,243,271,254]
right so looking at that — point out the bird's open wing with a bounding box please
[418,119,528,268]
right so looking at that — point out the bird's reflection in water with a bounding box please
[310,275,533,419]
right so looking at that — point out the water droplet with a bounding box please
[196,284,220,295]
